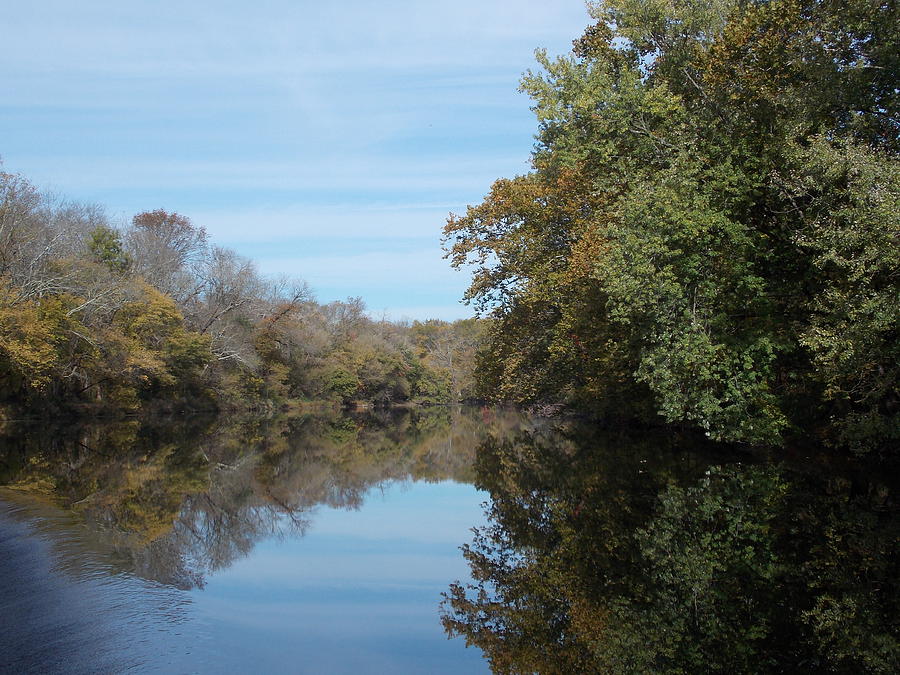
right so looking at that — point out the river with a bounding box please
[1,407,896,673]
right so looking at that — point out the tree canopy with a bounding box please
[443,0,898,452]
[0,170,483,416]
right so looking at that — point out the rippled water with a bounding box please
[0,497,205,673]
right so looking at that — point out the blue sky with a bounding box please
[1,1,591,321]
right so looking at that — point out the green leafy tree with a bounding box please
[87,225,130,273]
[444,0,899,451]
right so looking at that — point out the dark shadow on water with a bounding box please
[3,409,897,673]
[441,421,900,673]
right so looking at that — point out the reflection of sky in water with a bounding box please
[191,480,489,674]
[0,408,538,672]
[0,498,218,674]
[1,479,490,673]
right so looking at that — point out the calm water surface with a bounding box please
[0,407,525,674]
[1,408,897,673]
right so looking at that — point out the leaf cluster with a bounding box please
[443,0,899,451]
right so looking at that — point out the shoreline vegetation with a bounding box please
[0,174,488,420]
[443,0,898,456]
[2,0,897,457]
[1,1,897,672]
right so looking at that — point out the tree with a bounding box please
[0,279,60,394]
[113,283,212,395]
[88,225,130,273]
[411,318,487,400]
[444,0,899,451]
[127,209,208,304]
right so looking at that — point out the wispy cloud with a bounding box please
[4,1,587,75]
[190,204,454,242]
[11,154,529,194]
[257,247,473,319]
[1,0,590,319]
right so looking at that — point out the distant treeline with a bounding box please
[0,171,485,416]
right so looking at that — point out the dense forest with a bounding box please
[0,173,484,416]
[2,0,897,458]
[444,0,898,454]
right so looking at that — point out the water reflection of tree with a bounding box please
[442,426,899,673]
[0,406,536,589]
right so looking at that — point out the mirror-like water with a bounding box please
[1,408,896,673]
[0,407,524,674]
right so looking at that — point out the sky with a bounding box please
[1,1,592,321]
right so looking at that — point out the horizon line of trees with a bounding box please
[0,168,485,415]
